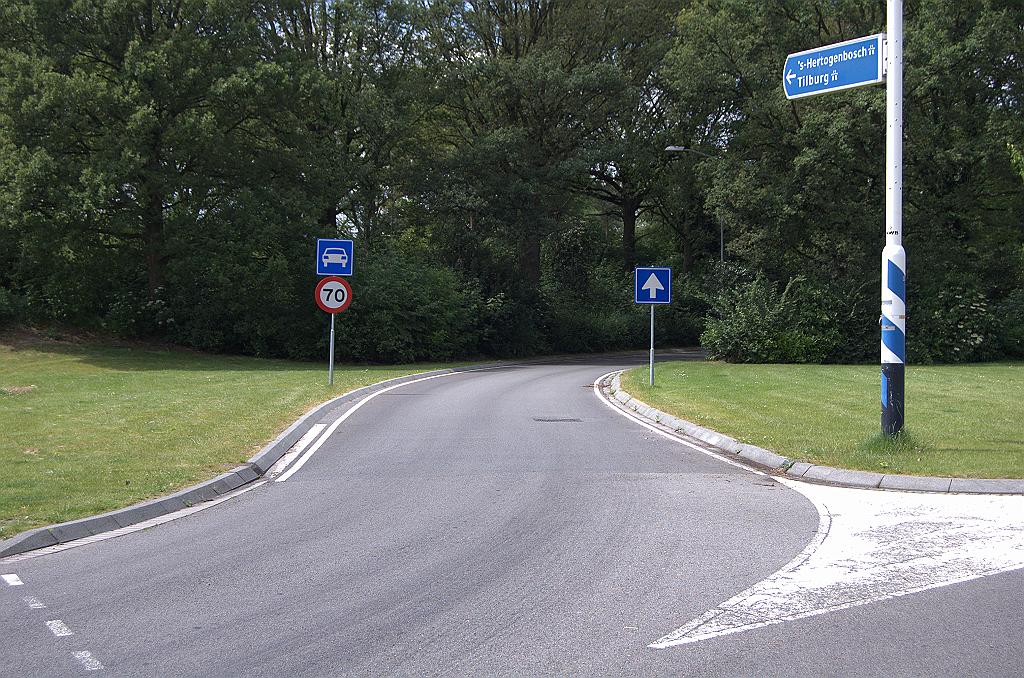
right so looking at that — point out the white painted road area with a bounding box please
[652,480,1024,648]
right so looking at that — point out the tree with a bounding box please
[666,0,1024,362]
[0,0,277,311]
[421,0,625,289]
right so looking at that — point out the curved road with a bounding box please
[1,358,1021,676]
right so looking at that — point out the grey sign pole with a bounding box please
[649,305,655,386]
[328,313,335,386]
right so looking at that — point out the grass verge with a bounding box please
[0,332,461,540]
[622,361,1024,479]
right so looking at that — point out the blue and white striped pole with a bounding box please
[881,0,906,436]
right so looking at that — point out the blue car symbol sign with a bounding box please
[316,238,354,276]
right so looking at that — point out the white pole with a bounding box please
[886,0,903,249]
[649,304,655,386]
[881,0,906,435]
[328,313,335,386]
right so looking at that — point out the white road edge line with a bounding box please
[1,365,508,563]
[72,650,104,671]
[275,368,498,483]
[2,573,24,586]
[266,423,327,478]
[45,620,74,637]
[649,484,832,648]
[590,369,836,649]
[592,370,769,477]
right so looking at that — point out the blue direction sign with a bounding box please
[783,34,885,100]
[635,267,672,305]
[316,238,353,276]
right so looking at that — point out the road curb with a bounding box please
[601,371,1024,496]
[0,364,504,560]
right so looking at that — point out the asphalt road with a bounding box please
[2,357,1022,676]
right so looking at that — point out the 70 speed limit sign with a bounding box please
[314,276,352,313]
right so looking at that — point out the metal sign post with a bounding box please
[649,305,655,386]
[634,267,672,387]
[315,276,353,386]
[881,0,906,436]
[329,314,336,386]
[782,6,904,436]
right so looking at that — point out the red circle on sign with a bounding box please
[314,276,352,314]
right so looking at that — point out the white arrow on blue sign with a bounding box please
[316,238,354,276]
[783,34,885,100]
[634,267,672,305]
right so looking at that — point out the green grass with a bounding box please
[0,332,460,540]
[623,362,1024,479]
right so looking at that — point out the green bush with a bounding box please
[997,288,1024,358]
[332,248,484,363]
[479,292,550,358]
[0,287,25,328]
[910,283,1002,363]
[699,266,851,363]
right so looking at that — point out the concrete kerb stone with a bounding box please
[603,369,1024,496]
[0,365,481,560]
[0,528,58,558]
[880,474,952,492]
[786,461,814,478]
[949,478,1024,494]
[605,371,790,473]
[802,465,884,489]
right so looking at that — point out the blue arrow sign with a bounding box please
[783,34,885,100]
[634,267,672,305]
[316,238,354,276]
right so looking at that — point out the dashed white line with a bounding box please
[23,596,46,609]
[72,651,104,671]
[2,573,24,586]
[45,619,74,637]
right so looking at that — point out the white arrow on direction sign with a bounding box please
[786,69,796,85]
[642,273,665,299]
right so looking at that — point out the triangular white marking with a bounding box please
[651,480,1024,648]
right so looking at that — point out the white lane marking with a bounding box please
[2,573,24,586]
[73,650,103,671]
[46,619,74,637]
[0,481,266,564]
[275,371,466,482]
[593,370,1024,647]
[23,596,46,609]
[267,423,326,478]
[593,370,767,477]
[651,480,1024,648]
[1,368,501,562]
[3,366,509,562]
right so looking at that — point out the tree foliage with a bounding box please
[1,0,1020,363]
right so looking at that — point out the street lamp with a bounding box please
[665,145,725,263]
